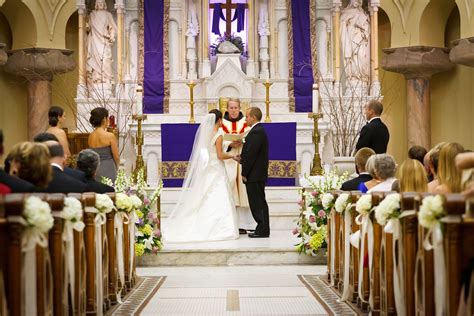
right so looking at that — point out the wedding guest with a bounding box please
[0,130,11,195]
[435,142,465,194]
[7,142,51,189]
[367,154,397,192]
[455,152,474,199]
[427,142,446,192]
[46,106,71,160]
[397,159,428,192]
[408,145,427,165]
[76,149,114,193]
[355,100,390,154]
[341,147,375,191]
[43,141,86,193]
[88,107,119,182]
[34,132,86,182]
[423,151,434,182]
[358,154,379,192]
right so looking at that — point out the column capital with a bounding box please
[0,43,7,66]
[76,0,86,13]
[4,48,76,81]
[332,0,342,10]
[370,0,380,10]
[449,37,474,68]
[381,46,454,80]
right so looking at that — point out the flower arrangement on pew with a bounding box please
[103,168,163,256]
[294,170,347,256]
[374,193,401,227]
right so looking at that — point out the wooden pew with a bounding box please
[106,192,120,304]
[0,196,7,315]
[68,193,87,315]
[349,192,361,303]
[369,192,384,315]
[442,194,474,315]
[332,192,342,290]
[46,194,68,316]
[399,192,420,316]
[4,194,54,316]
[416,193,435,316]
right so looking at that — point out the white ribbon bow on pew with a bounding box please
[129,211,136,287]
[330,210,336,286]
[85,206,106,316]
[339,209,352,301]
[356,213,374,307]
[114,212,128,303]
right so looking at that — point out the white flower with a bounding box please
[418,195,444,229]
[24,196,54,233]
[335,193,350,213]
[375,193,400,226]
[129,195,143,209]
[321,193,334,210]
[95,194,115,213]
[116,193,133,212]
[356,194,373,216]
[144,236,154,250]
[62,197,83,222]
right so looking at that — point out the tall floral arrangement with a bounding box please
[294,170,348,256]
[103,168,163,256]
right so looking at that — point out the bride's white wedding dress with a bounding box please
[164,115,239,243]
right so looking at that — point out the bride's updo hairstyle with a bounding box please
[48,106,64,127]
[209,109,222,124]
[90,107,109,127]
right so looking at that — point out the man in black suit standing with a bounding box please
[43,141,86,194]
[238,107,270,238]
[341,147,375,191]
[356,100,390,154]
[0,129,35,193]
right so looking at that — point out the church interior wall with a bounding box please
[419,0,457,47]
[0,1,37,49]
[0,11,27,155]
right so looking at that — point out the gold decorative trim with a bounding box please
[287,0,295,112]
[310,0,318,84]
[138,0,145,85]
[163,0,170,113]
[162,160,297,179]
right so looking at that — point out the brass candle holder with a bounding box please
[263,80,273,122]
[308,112,324,176]
[186,81,197,123]
[132,113,147,181]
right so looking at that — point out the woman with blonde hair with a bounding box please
[397,159,428,192]
[8,142,52,188]
[435,142,465,193]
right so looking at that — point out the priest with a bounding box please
[221,98,256,234]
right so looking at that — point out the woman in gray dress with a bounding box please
[88,107,119,182]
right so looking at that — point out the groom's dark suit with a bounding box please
[241,123,270,236]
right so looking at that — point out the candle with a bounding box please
[136,85,143,115]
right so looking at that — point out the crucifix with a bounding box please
[210,0,248,35]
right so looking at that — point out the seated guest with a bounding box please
[423,151,434,182]
[76,149,115,193]
[358,155,379,192]
[435,142,465,194]
[367,154,397,193]
[341,147,375,191]
[397,159,428,192]
[7,142,51,190]
[408,145,427,165]
[427,142,446,192]
[42,141,86,194]
[0,130,11,195]
[456,152,474,199]
[34,132,86,182]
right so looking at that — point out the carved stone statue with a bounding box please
[340,0,370,82]
[258,4,270,78]
[86,0,118,85]
[186,1,199,79]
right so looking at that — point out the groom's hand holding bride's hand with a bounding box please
[232,154,241,163]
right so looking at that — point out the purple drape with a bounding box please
[291,0,314,112]
[143,0,165,113]
[211,3,246,36]
[212,3,223,35]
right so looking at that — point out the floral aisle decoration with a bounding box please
[103,169,163,256]
[294,170,348,256]
[374,193,401,226]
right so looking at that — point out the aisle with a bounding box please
[112,265,357,315]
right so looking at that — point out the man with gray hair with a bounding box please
[76,149,114,193]
[356,100,390,154]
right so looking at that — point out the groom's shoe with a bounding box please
[239,228,248,235]
[248,232,269,238]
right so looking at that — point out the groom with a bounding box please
[237,107,270,238]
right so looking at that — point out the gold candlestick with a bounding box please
[132,113,148,181]
[187,81,197,123]
[263,80,273,122]
[308,112,323,176]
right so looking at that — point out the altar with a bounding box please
[160,122,297,187]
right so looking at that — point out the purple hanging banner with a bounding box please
[290,0,314,112]
[143,0,167,113]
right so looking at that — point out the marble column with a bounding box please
[381,46,453,150]
[370,0,380,95]
[332,0,342,83]
[115,0,125,82]
[77,2,87,98]
[4,48,75,140]
[0,43,7,65]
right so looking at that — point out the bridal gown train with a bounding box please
[164,130,239,243]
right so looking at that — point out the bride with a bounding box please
[164,110,239,242]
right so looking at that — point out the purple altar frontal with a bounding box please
[160,123,297,187]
